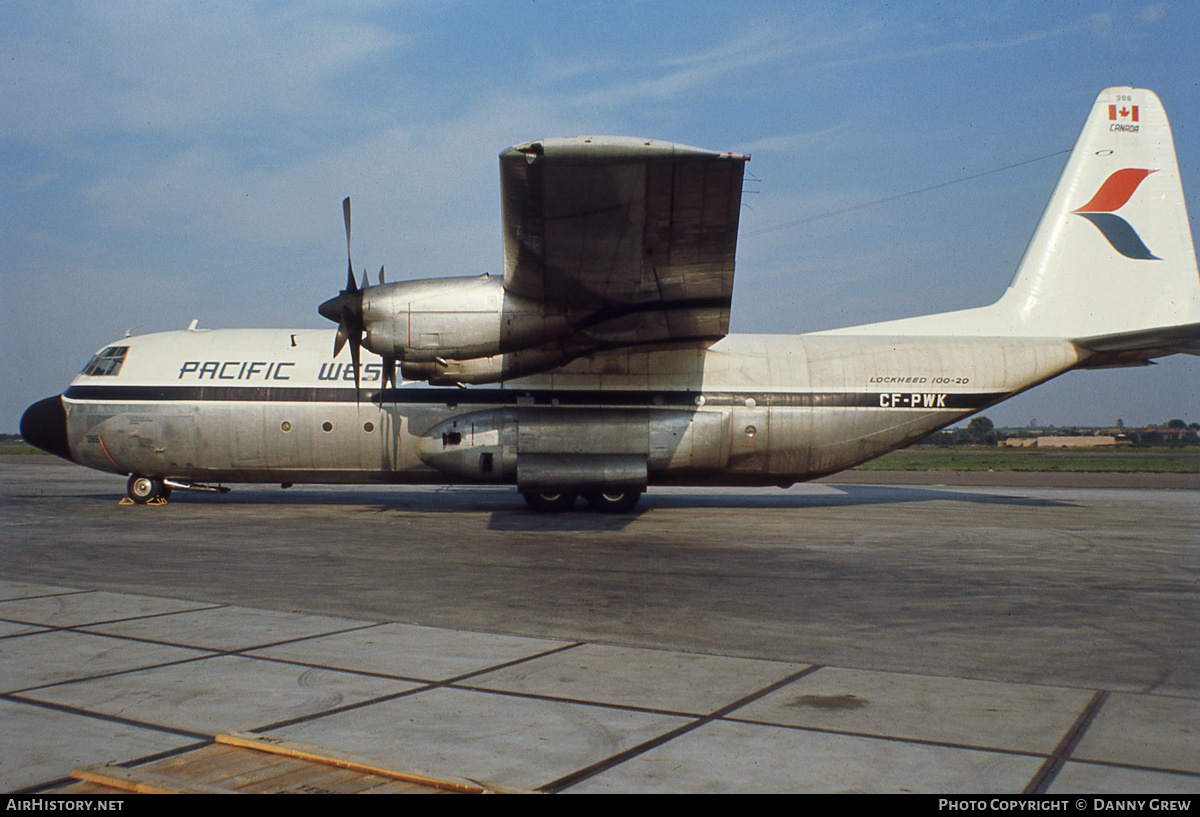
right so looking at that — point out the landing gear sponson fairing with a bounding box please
[20,88,1200,511]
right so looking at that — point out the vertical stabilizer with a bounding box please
[1000,87,1200,338]
[823,87,1200,345]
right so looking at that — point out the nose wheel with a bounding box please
[126,474,171,504]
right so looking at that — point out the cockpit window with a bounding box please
[82,346,129,377]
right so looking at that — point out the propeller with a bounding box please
[318,200,398,396]
[319,197,365,391]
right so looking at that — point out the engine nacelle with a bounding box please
[400,347,576,386]
[360,274,572,362]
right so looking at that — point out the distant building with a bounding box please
[1143,426,1195,441]
[1002,436,1121,448]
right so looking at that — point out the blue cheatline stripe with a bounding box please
[1075,213,1159,260]
[63,384,1006,410]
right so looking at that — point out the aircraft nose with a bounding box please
[20,395,73,461]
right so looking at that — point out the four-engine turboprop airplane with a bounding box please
[19,87,1200,512]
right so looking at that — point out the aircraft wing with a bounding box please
[500,136,749,347]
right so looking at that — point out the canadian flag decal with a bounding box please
[1108,104,1140,122]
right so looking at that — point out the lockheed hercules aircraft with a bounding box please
[20,88,1200,512]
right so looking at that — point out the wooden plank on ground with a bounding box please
[217,731,526,793]
[59,731,529,794]
[72,764,240,795]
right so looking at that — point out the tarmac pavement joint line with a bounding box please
[249,640,587,735]
[538,664,825,793]
[1024,690,1110,794]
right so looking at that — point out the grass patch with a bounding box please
[0,441,47,455]
[856,446,1200,473]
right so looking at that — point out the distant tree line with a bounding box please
[918,416,998,446]
[916,417,1199,447]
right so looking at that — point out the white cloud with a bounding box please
[1137,4,1166,24]
[570,19,867,109]
[735,123,852,156]
[1,2,399,144]
[812,23,1079,70]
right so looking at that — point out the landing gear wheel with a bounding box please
[127,474,167,504]
[584,491,642,514]
[522,491,578,512]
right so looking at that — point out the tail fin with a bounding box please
[1001,87,1200,344]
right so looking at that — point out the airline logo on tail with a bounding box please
[1073,169,1160,260]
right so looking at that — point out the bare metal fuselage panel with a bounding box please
[61,328,1080,488]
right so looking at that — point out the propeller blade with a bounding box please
[343,197,354,286]
[334,315,349,358]
[361,267,370,289]
[349,332,362,392]
[379,265,385,285]
[382,356,397,391]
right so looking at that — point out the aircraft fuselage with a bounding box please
[37,327,1082,490]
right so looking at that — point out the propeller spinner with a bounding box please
[318,198,397,393]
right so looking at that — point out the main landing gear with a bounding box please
[583,491,642,514]
[521,490,642,514]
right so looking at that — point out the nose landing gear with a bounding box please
[124,474,171,505]
[121,475,232,504]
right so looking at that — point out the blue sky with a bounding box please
[3,1,1197,430]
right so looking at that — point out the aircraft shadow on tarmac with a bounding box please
[486,485,1077,531]
[75,483,1075,534]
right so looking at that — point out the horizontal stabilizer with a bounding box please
[1072,321,1200,367]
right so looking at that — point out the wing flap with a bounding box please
[501,136,748,342]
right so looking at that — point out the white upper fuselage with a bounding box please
[58,326,1082,486]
